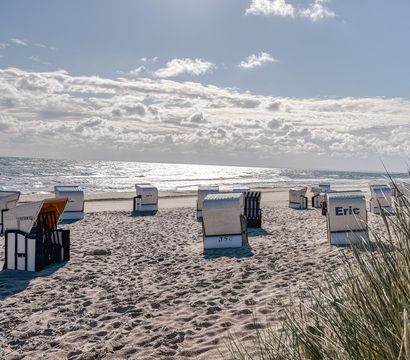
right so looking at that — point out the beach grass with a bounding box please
[227,186,410,360]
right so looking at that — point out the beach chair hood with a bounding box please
[3,198,68,234]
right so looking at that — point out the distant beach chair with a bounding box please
[390,181,410,210]
[311,183,331,208]
[0,191,20,234]
[244,191,262,228]
[54,186,84,221]
[197,185,219,220]
[133,184,158,214]
[202,193,248,249]
[326,191,368,245]
[289,187,308,209]
[233,186,251,193]
[3,198,70,271]
[369,184,394,215]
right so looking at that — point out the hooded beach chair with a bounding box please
[326,191,368,246]
[133,184,158,214]
[54,186,84,221]
[3,198,70,271]
[0,191,20,234]
[289,187,308,209]
[311,183,331,208]
[369,184,394,215]
[197,185,219,220]
[244,191,262,228]
[233,186,251,193]
[202,193,248,249]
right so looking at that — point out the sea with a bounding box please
[0,156,408,194]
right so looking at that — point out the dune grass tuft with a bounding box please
[227,184,410,360]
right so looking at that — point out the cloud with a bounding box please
[246,0,336,22]
[141,56,158,63]
[0,43,9,49]
[0,67,409,170]
[127,66,150,78]
[239,52,278,69]
[10,38,28,46]
[245,0,295,17]
[29,56,52,66]
[300,0,336,21]
[154,58,215,78]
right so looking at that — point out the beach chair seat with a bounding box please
[0,191,20,234]
[3,198,70,271]
[54,186,84,221]
[289,187,308,210]
[202,193,248,249]
[326,191,368,246]
[133,184,158,214]
[244,191,262,228]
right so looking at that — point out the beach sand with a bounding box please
[0,188,376,359]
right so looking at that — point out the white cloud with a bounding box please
[300,0,336,21]
[246,0,336,22]
[239,52,278,69]
[141,56,158,63]
[154,58,215,78]
[127,66,150,77]
[10,38,28,46]
[0,42,9,49]
[245,0,295,17]
[0,67,409,170]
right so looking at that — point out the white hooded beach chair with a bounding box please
[233,186,251,193]
[311,183,331,208]
[0,191,20,234]
[369,184,394,215]
[289,187,308,209]
[326,191,368,246]
[202,193,248,250]
[3,198,70,271]
[54,186,84,221]
[197,185,219,220]
[133,184,158,214]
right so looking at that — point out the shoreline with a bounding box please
[18,186,370,213]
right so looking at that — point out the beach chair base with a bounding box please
[60,211,84,221]
[329,230,369,246]
[196,210,203,221]
[133,197,158,213]
[289,198,308,210]
[202,215,248,250]
[5,229,70,272]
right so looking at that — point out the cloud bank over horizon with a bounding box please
[0,67,409,171]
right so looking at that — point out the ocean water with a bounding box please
[0,156,407,194]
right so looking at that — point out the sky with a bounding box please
[0,0,409,171]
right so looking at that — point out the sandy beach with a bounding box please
[0,187,377,359]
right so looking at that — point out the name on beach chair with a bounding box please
[335,206,360,216]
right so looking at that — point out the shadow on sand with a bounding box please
[59,219,83,225]
[129,211,158,217]
[248,228,271,237]
[0,262,66,300]
[203,244,254,259]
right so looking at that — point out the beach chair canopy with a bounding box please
[202,193,244,236]
[233,186,251,193]
[3,198,68,234]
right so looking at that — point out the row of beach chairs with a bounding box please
[1,181,408,272]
